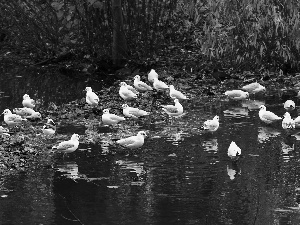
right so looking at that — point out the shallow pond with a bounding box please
[1,68,300,225]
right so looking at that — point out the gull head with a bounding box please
[85,87,92,92]
[46,118,56,126]
[23,94,30,99]
[122,104,129,109]
[214,115,219,121]
[259,105,266,110]
[2,109,12,115]
[137,131,147,137]
[134,75,140,80]
[103,109,110,114]
[71,133,80,141]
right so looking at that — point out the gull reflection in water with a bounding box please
[257,126,281,143]
[116,159,146,178]
[241,99,265,111]
[227,164,241,180]
[223,107,249,118]
[101,140,110,154]
[202,138,218,152]
[281,135,295,162]
[115,159,146,186]
[56,161,82,181]
[164,127,186,145]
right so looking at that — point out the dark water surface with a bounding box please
[1,67,300,224]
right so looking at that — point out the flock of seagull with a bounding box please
[0,69,299,160]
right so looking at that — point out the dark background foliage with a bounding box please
[1,0,300,73]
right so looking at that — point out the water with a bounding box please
[1,67,300,224]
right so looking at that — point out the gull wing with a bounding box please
[57,141,75,150]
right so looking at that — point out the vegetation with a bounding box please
[1,0,300,73]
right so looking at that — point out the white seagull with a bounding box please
[228,141,241,160]
[224,90,249,100]
[148,69,158,83]
[42,118,56,135]
[161,99,184,118]
[52,134,80,154]
[282,112,295,129]
[2,109,27,126]
[202,115,219,132]
[116,131,147,149]
[13,107,41,120]
[22,94,35,108]
[134,75,153,92]
[153,77,169,92]
[13,107,36,117]
[122,82,139,94]
[119,82,138,101]
[241,82,266,94]
[122,104,150,119]
[102,109,125,126]
[259,105,282,124]
[283,100,295,111]
[169,85,188,100]
[85,87,99,106]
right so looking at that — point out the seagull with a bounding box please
[228,141,241,160]
[42,125,55,135]
[85,87,99,106]
[22,94,35,108]
[161,99,184,118]
[148,69,158,83]
[121,82,139,94]
[134,75,153,92]
[153,77,169,92]
[52,134,80,155]
[122,104,150,119]
[42,118,56,135]
[14,107,41,120]
[102,109,125,126]
[2,109,27,126]
[283,100,295,111]
[259,105,282,124]
[282,112,295,129]
[119,82,138,101]
[202,115,219,132]
[241,82,266,94]
[25,111,42,121]
[13,107,36,117]
[224,90,249,100]
[169,85,188,100]
[116,131,147,149]
[46,118,56,127]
